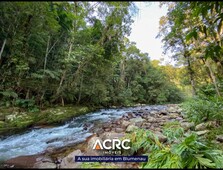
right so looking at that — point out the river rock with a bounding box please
[36,156,53,163]
[87,136,102,151]
[177,109,183,113]
[161,115,169,120]
[153,131,167,143]
[181,122,195,131]
[167,106,178,113]
[168,113,179,119]
[4,154,44,168]
[141,114,148,119]
[115,128,125,133]
[122,120,131,127]
[99,132,125,141]
[195,130,210,136]
[127,112,134,119]
[216,135,223,142]
[126,124,138,133]
[60,149,83,168]
[114,120,121,125]
[102,124,111,129]
[137,109,144,113]
[135,122,143,127]
[150,111,159,115]
[104,127,112,132]
[95,129,104,135]
[33,162,57,169]
[146,116,156,123]
[195,123,206,131]
[141,123,151,129]
[46,138,61,144]
[206,121,218,128]
[175,117,183,121]
[159,110,168,115]
[129,117,145,124]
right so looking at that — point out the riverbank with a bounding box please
[0,105,96,137]
[0,103,168,137]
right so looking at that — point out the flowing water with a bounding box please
[0,105,166,162]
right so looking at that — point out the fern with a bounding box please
[163,121,184,143]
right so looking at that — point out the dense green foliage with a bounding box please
[157,3,223,164]
[0,2,183,109]
[125,128,223,168]
[158,1,223,97]
[182,96,223,124]
[181,95,223,151]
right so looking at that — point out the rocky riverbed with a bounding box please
[2,104,222,169]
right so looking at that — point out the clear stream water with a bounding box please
[0,105,166,162]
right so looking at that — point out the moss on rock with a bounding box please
[0,105,94,136]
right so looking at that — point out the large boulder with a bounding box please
[60,149,83,168]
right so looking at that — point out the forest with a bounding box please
[0,1,223,169]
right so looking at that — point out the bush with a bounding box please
[122,128,223,168]
[15,98,39,112]
[181,96,223,124]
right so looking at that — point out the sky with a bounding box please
[128,2,174,65]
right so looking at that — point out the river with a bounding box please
[0,105,167,162]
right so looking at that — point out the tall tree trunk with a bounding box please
[185,54,196,96]
[77,74,83,104]
[61,97,64,106]
[120,59,125,81]
[25,89,30,99]
[201,58,214,83]
[56,70,66,95]
[205,59,221,96]
[44,36,50,73]
[0,39,7,61]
